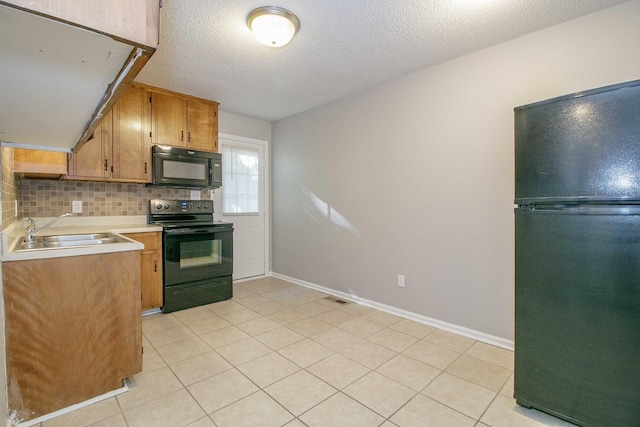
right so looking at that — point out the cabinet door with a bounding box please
[123,232,163,311]
[150,90,186,147]
[186,100,218,152]
[69,110,112,178]
[112,85,150,182]
[3,252,141,421]
[139,250,162,311]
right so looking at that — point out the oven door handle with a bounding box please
[172,283,214,294]
[164,227,219,234]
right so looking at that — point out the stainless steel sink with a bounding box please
[42,233,112,242]
[42,233,115,247]
[43,238,119,248]
[14,232,130,252]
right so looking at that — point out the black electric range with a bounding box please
[149,199,233,312]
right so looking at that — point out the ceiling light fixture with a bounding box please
[247,6,300,47]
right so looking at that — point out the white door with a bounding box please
[214,136,267,280]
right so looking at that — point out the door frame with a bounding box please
[217,132,270,281]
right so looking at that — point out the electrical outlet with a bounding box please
[190,190,201,200]
[72,201,83,213]
[398,274,405,287]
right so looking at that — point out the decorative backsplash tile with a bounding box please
[18,179,209,218]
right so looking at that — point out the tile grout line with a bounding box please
[115,278,513,427]
[142,284,332,425]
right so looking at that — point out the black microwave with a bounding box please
[151,145,222,188]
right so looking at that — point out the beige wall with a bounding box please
[219,110,271,142]
[271,2,640,342]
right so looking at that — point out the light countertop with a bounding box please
[1,216,162,261]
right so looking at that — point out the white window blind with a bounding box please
[222,145,260,214]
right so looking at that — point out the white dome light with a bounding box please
[247,6,300,47]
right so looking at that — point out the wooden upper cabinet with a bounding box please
[68,84,151,183]
[68,109,112,179]
[149,86,219,152]
[112,84,151,181]
[187,100,219,152]
[150,91,187,147]
[18,82,217,184]
[13,148,68,178]
[2,0,160,48]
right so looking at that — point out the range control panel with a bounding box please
[150,199,213,214]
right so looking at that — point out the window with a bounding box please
[222,145,259,214]
[179,240,222,268]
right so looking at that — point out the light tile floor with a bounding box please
[37,277,576,427]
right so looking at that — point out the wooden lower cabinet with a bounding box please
[123,231,163,311]
[2,251,142,422]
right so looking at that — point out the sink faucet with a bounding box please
[23,213,75,246]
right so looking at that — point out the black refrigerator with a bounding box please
[514,80,640,427]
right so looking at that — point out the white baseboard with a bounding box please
[142,307,162,316]
[270,271,514,351]
[233,274,268,284]
[10,382,129,427]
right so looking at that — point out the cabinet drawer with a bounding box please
[163,276,232,313]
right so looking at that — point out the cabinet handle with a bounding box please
[154,260,157,272]
[181,131,184,141]
[188,132,191,143]
[144,162,148,174]
[104,159,108,171]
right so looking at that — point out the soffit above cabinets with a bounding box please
[0,3,154,152]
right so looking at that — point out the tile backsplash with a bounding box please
[18,179,208,218]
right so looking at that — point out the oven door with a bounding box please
[163,225,233,286]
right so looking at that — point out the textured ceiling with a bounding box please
[135,0,629,121]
